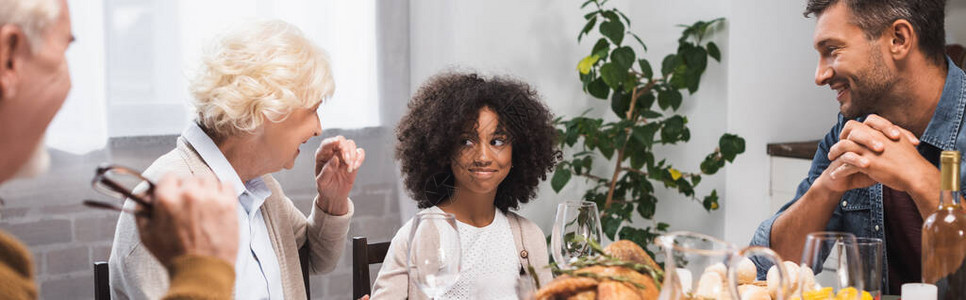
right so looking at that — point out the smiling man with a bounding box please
[750,0,959,294]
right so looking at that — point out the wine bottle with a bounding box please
[921,150,966,299]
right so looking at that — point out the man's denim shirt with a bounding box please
[750,57,966,292]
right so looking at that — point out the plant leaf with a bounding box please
[629,151,645,169]
[719,133,746,162]
[700,153,723,174]
[702,190,719,211]
[602,214,622,240]
[551,166,572,193]
[638,59,653,79]
[683,45,708,75]
[657,89,682,111]
[611,88,630,117]
[611,46,635,70]
[600,63,627,90]
[588,78,610,99]
[637,93,656,111]
[599,20,625,46]
[661,54,678,76]
[636,198,656,219]
[599,141,615,159]
[640,110,662,119]
[707,41,721,62]
[579,17,598,42]
[668,168,682,180]
[631,33,648,52]
[631,123,659,148]
[618,227,653,251]
[660,115,686,143]
[616,10,632,26]
[665,89,683,111]
[601,10,620,23]
[592,38,611,59]
[578,55,600,75]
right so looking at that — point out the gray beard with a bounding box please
[13,137,50,179]
[1,137,50,220]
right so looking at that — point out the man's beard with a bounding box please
[1,137,50,218]
[12,137,50,179]
[839,48,900,119]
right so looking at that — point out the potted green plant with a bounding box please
[552,0,746,255]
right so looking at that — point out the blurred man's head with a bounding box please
[0,0,73,184]
[805,0,947,118]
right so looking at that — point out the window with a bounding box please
[48,0,379,154]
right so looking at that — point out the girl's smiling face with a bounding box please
[450,106,513,196]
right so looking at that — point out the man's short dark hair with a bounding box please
[805,0,947,66]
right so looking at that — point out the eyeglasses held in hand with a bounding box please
[82,164,154,217]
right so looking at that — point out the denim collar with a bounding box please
[919,56,966,150]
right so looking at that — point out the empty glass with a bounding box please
[408,212,461,299]
[855,237,883,299]
[550,201,603,267]
[800,232,864,299]
[655,231,791,300]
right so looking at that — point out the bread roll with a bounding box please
[798,266,818,293]
[696,270,726,299]
[737,257,757,284]
[767,261,800,299]
[738,284,770,300]
[704,263,728,280]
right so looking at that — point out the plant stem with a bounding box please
[622,167,647,176]
[579,173,608,182]
[626,86,640,120]
[604,148,624,211]
[604,86,643,211]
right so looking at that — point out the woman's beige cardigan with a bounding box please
[370,211,553,299]
[108,137,353,300]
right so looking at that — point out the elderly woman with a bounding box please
[108,20,365,300]
[370,72,561,299]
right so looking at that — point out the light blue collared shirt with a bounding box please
[183,123,284,300]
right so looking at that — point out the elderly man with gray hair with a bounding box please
[109,19,365,300]
[0,0,242,299]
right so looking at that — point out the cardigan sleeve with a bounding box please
[162,255,236,300]
[300,194,353,274]
[0,231,37,300]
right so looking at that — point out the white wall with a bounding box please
[624,0,732,239]
[48,0,109,155]
[408,0,603,229]
[405,0,841,246]
[948,0,966,45]
[723,0,839,244]
[407,0,740,238]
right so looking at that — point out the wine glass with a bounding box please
[408,212,461,299]
[550,201,603,267]
[854,237,883,299]
[799,232,864,300]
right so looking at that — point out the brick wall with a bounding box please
[0,127,402,299]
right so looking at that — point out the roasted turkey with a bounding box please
[535,240,661,300]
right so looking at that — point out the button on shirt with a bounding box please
[751,57,966,295]
[183,123,284,300]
